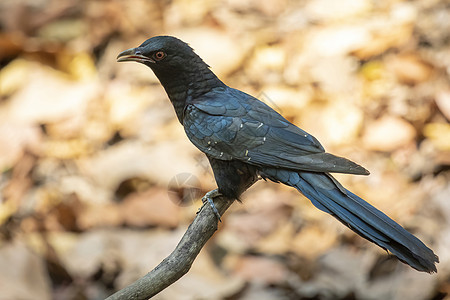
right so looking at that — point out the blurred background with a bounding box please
[1,0,449,299]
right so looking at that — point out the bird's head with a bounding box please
[117,36,204,73]
[117,36,224,122]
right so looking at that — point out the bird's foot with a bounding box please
[197,189,222,222]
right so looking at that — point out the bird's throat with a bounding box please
[154,67,225,123]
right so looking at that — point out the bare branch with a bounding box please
[105,196,235,300]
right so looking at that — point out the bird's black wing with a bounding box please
[183,87,368,175]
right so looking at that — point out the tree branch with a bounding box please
[105,196,235,300]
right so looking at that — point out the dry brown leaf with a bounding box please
[0,121,41,170]
[77,139,200,192]
[77,203,122,230]
[299,102,364,147]
[305,0,372,21]
[423,123,450,151]
[121,188,180,228]
[352,24,413,59]
[220,193,292,251]
[232,255,288,285]
[0,241,52,300]
[435,91,450,121]
[362,116,416,151]
[0,59,30,96]
[0,33,24,61]
[291,225,338,259]
[388,54,434,85]
[5,61,98,124]
[256,221,295,255]
[170,27,248,77]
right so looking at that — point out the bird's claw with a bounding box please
[198,189,222,222]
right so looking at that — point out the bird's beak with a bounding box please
[116,48,155,63]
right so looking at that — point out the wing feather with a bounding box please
[183,88,369,175]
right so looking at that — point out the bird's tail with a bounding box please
[260,169,439,273]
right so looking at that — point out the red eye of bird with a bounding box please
[154,51,166,61]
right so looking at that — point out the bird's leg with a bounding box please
[197,189,222,222]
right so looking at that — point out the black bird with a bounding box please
[117,36,438,273]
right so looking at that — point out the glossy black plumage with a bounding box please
[117,36,439,273]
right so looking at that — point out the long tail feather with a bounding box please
[261,169,439,273]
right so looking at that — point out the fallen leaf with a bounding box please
[121,188,180,228]
[0,121,41,170]
[170,27,248,77]
[305,0,372,21]
[0,241,52,300]
[388,54,433,85]
[291,225,338,259]
[232,255,289,285]
[77,203,122,229]
[435,91,450,121]
[423,123,450,151]
[6,61,99,124]
[362,116,416,151]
